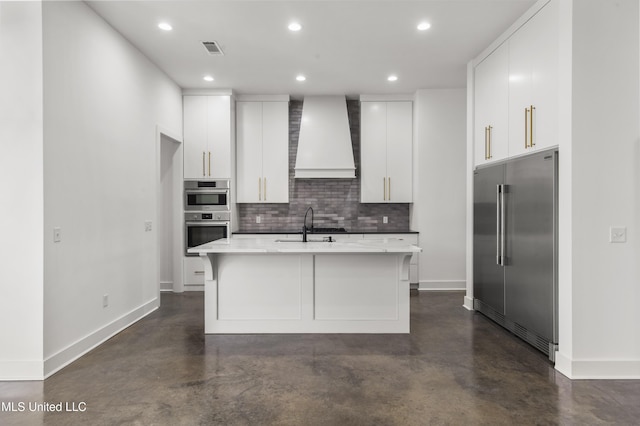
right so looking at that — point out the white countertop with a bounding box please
[188,237,422,255]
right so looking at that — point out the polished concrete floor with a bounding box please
[1,291,640,425]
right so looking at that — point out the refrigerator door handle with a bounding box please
[496,184,501,265]
[500,184,506,266]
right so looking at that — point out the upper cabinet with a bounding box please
[183,95,233,179]
[473,0,558,167]
[236,100,289,203]
[474,42,509,166]
[508,0,558,157]
[361,101,413,203]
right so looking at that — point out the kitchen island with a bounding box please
[188,237,421,334]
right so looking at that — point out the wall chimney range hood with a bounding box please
[294,96,356,178]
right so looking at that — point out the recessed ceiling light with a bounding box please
[296,75,306,82]
[203,75,214,82]
[417,22,431,31]
[288,22,302,32]
[387,75,398,82]
[158,22,172,31]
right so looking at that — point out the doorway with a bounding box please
[157,127,183,293]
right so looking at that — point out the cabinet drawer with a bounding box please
[184,257,205,285]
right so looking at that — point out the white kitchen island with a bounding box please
[188,237,421,334]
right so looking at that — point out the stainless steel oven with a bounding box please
[185,211,230,256]
[184,180,229,212]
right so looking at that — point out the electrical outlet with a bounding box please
[383,216,388,224]
[53,227,62,243]
[256,215,261,224]
[609,226,627,243]
[144,221,152,232]
[103,294,109,308]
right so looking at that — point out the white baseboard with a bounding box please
[555,351,640,379]
[418,280,466,291]
[160,280,173,292]
[0,360,44,381]
[43,298,159,379]
[184,284,204,292]
[463,295,474,311]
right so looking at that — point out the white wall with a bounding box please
[412,89,467,290]
[0,1,45,380]
[555,0,640,379]
[42,1,183,376]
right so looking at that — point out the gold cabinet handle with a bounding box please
[529,105,535,147]
[264,177,267,201]
[485,126,493,160]
[258,178,262,201]
[383,177,386,201]
[488,125,492,159]
[202,152,205,176]
[525,106,536,149]
[388,177,391,201]
[484,126,489,160]
[208,151,211,176]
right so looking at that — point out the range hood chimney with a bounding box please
[294,96,356,178]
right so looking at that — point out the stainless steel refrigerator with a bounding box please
[473,149,558,360]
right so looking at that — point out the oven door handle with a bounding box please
[185,221,229,226]
[185,189,229,195]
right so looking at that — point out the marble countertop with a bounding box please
[188,237,422,255]
[233,230,419,234]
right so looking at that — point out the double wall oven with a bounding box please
[184,180,230,256]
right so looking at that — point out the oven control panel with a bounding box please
[185,211,230,222]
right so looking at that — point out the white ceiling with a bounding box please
[87,0,535,97]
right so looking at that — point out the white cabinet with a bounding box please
[361,101,412,203]
[236,101,289,203]
[472,1,558,168]
[508,1,558,157]
[184,256,205,287]
[183,96,233,179]
[474,42,509,166]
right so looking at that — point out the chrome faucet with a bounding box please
[302,206,314,242]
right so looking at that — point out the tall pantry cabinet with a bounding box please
[182,93,235,290]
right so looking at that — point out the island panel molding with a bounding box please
[192,237,420,333]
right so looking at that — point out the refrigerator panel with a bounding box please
[504,151,557,341]
[473,165,505,314]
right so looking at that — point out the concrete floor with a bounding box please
[1,291,639,425]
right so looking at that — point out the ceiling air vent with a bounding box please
[202,41,224,56]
